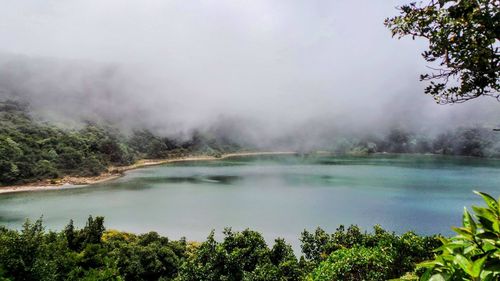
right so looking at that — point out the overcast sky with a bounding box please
[0,0,498,143]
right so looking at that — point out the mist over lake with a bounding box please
[0,0,499,279]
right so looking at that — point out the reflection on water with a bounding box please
[0,154,499,249]
[116,175,243,187]
[0,213,24,223]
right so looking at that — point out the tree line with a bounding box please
[0,100,239,185]
[330,127,500,158]
[0,218,439,281]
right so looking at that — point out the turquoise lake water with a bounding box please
[1,154,499,248]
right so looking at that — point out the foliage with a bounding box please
[301,225,440,280]
[418,191,500,280]
[308,246,395,281]
[332,126,500,157]
[0,101,132,184]
[178,228,301,281]
[110,231,184,281]
[0,100,239,185]
[385,0,499,104]
[0,216,186,281]
[0,197,495,281]
[0,217,443,281]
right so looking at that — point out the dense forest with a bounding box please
[0,100,240,185]
[2,100,500,186]
[0,217,440,281]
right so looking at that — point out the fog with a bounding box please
[0,0,499,147]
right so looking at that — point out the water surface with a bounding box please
[1,154,499,248]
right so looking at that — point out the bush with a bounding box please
[308,246,395,281]
[300,224,439,277]
[418,191,500,281]
[178,229,301,281]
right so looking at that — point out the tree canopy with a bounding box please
[0,218,440,281]
[385,0,499,104]
[0,100,240,185]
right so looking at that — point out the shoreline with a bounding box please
[0,151,297,195]
[1,151,491,195]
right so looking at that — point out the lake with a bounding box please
[1,154,499,249]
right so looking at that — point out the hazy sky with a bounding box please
[0,0,499,142]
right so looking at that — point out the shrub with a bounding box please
[308,246,395,281]
[418,191,500,281]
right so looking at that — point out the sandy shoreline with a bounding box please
[0,151,297,195]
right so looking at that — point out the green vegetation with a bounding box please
[3,113,497,281]
[419,191,500,281]
[302,225,439,281]
[3,99,500,186]
[308,246,395,281]
[2,191,497,280]
[331,127,500,157]
[385,0,499,104]
[0,100,239,186]
[0,219,439,281]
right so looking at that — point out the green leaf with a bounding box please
[454,254,473,275]
[452,227,473,239]
[472,207,497,221]
[470,255,487,278]
[474,191,498,212]
[438,237,449,245]
[476,232,498,240]
[435,242,464,254]
[463,245,476,255]
[462,208,476,233]
[418,260,439,268]
[428,273,446,281]
[420,269,433,281]
[476,216,494,233]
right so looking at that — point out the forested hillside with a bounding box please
[2,99,500,186]
[0,100,240,185]
[330,127,500,157]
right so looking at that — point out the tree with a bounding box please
[385,0,499,104]
[82,216,105,245]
